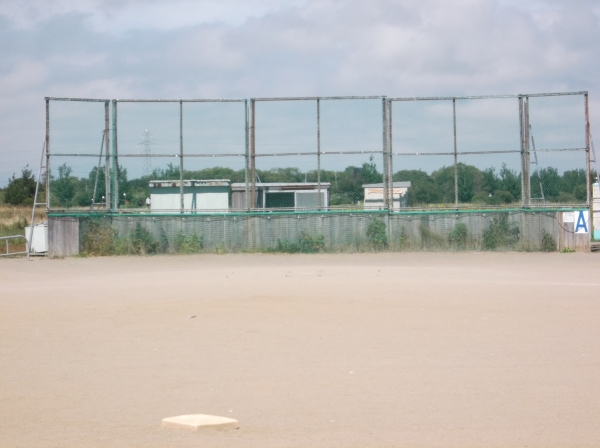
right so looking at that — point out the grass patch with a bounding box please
[270,231,325,253]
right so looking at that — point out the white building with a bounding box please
[363,182,411,210]
[149,180,230,212]
[231,182,331,210]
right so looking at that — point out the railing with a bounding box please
[0,235,30,257]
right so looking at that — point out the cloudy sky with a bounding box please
[1,0,599,186]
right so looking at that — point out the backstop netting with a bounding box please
[43,92,592,254]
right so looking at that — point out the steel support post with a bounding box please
[245,99,250,211]
[382,97,390,210]
[104,101,110,211]
[110,100,118,210]
[519,96,531,207]
[250,99,256,210]
[585,93,591,208]
[389,101,394,209]
[179,101,184,213]
[453,98,459,207]
[317,98,322,210]
[45,98,50,208]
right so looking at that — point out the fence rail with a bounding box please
[0,235,29,257]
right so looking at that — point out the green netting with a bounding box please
[45,93,590,214]
[66,209,563,256]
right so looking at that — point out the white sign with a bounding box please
[563,212,574,223]
[574,210,589,234]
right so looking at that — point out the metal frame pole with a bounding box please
[387,99,394,210]
[110,100,117,211]
[524,97,531,207]
[104,101,110,210]
[519,96,531,207]
[382,97,390,210]
[244,100,250,211]
[317,98,322,210]
[453,98,459,206]
[585,93,591,208]
[179,101,184,213]
[250,99,256,210]
[45,98,50,208]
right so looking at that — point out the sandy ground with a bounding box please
[1,252,600,448]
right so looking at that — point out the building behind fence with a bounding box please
[42,92,594,255]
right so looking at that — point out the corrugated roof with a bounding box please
[362,182,411,188]
[149,179,231,188]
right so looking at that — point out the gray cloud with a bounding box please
[0,0,599,185]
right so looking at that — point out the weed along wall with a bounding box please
[46,208,589,257]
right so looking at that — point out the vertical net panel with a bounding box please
[115,101,180,211]
[253,99,318,211]
[455,97,522,207]
[50,92,587,256]
[320,98,384,211]
[182,101,246,212]
[390,99,455,211]
[48,100,108,210]
[528,94,587,206]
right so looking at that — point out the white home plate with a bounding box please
[162,414,239,431]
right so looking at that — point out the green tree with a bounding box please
[539,167,560,201]
[498,164,521,200]
[4,166,37,205]
[393,169,440,206]
[51,164,76,207]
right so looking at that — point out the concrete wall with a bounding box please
[48,210,589,256]
[48,209,589,256]
[48,216,79,258]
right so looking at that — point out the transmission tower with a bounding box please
[137,129,156,177]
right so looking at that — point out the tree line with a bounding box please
[1,159,590,207]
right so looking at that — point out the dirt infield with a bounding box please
[1,253,600,447]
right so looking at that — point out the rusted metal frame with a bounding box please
[254,95,384,102]
[317,98,322,210]
[46,92,587,103]
[519,96,531,207]
[45,99,50,208]
[56,147,584,158]
[255,151,382,156]
[110,100,117,210]
[179,101,184,214]
[51,153,247,157]
[387,99,394,210]
[524,97,531,207]
[453,98,459,207]
[114,99,246,103]
[388,91,587,102]
[250,99,256,210]
[391,148,583,156]
[45,97,109,102]
[382,97,390,210]
[91,131,105,210]
[519,96,523,206]
[245,99,250,211]
[104,101,110,210]
[584,93,591,209]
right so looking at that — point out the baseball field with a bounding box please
[1,252,599,447]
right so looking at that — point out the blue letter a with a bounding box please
[575,211,588,233]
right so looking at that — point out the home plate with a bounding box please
[162,414,239,431]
